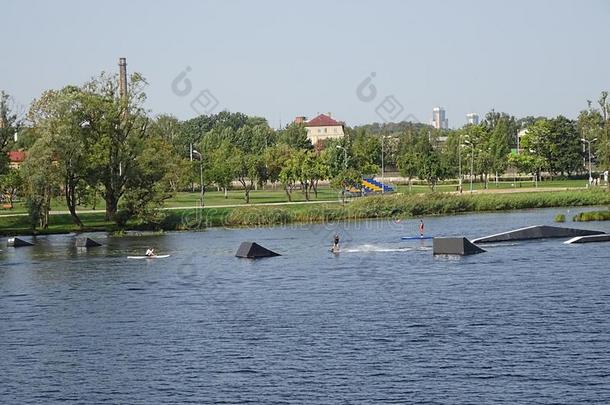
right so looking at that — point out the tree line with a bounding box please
[1,70,609,231]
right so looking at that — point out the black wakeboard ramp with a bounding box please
[235,242,281,259]
[472,225,604,244]
[433,237,486,255]
[75,237,102,248]
[7,237,34,247]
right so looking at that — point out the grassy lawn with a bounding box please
[0,186,340,216]
[164,186,339,208]
[0,212,113,236]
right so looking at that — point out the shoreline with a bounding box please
[1,190,609,237]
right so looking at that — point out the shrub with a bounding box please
[573,210,610,222]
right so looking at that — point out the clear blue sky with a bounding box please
[2,0,609,127]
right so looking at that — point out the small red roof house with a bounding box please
[295,113,345,146]
[8,151,26,169]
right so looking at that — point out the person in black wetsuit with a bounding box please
[332,234,340,252]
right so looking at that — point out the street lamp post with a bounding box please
[470,145,474,193]
[189,143,195,192]
[580,138,597,185]
[381,136,384,184]
[464,139,474,193]
[458,134,462,193]
[381,135,391,193]
[192,149,204,208]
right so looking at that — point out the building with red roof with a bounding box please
[294,113,345,146]
[8,151,26,169]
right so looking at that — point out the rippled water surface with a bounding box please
[2,207,610,404]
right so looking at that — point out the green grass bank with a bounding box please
[209,190,610,227]
[1,190,609,236]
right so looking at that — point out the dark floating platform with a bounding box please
[433,237,486,256]
[564,234,610,244]
[235,242,281,259]
[6,237,34,247]
[75,237,102,248]
[472,225,604,244]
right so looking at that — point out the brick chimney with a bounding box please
[118,57,127,99]
[294,116,306,124]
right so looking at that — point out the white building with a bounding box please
[432,107,448,129]
[466,113,479,125]
[295,113,345,146]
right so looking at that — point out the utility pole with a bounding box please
[190,143,194,192]
[458,133,462,193]
[470,145,474,193]
[465,139,474,193]
[381,135,384,183]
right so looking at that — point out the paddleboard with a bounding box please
[401,236,433,240]
[127,255,171,259]
[329,247,340,254]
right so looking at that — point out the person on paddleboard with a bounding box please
[419,219,425,238]
[145,248,155,257]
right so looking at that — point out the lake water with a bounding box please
[1,207,610,404]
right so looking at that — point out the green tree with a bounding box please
[414,137,446,190]
[548,116,582,176]
[231,149,262,203]
[441,130,461,180]
[148,114,185,148]
[519,119,551,180]
[277,123,312,150]
[304,152,329,198]
[0,168,23,208]
[265,144,293,187]
[321,138,349,178]
[349,128,381,175]
[118,136,177,224]
[487,117,513,178]
[461,124,491,186]
[81,71,157,222]
[397,151,418,191]
[209,140,237,198]
[285,150,328,201]
[20,138,61,229]
[0,91,21,174]
[508,153,545,178]
[597,92,610,190]
[28,86,93,227]
[330,168,362,203]
[279,154,299,201]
